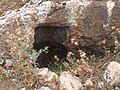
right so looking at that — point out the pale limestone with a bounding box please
[59,71,83,90]
[104,61,120,85]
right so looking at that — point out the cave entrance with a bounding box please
[33,26,69,68]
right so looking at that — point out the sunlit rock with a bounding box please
[59,71,83,90]
[104,61,120,85]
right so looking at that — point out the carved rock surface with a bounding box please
[0,0,120,58]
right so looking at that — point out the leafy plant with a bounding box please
[26,46,48,68]
[11,45,48,88]
[86,55,96,64]
[50,62,65,75]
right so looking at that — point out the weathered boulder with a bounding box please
[0,0,92,65]
[0,0,120,64]
[104,61,120,85]
[35,67,58,81]
[59,71,83,90]
[35,67,59,90]
[35,68,49,76]
[85,78,94,87]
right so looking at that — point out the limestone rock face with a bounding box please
[104,61,120,85]
[0,0,120,58]
[59,72,83,90]
[83,1,108,41]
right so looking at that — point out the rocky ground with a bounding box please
[0,53,120,90]
[0,0,120,90]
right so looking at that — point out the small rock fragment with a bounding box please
[35,68,48,76]
[20,88,26,90]
[35,67,58,81]
[39,86,51,90]
[98,81,104,88]
[85,79,93,86]
[5,59,13,67]
[104,61,120,85]
[59,71,83,90]
[0,59,13,69]
[11,78,18,83]
[45,71,58,81]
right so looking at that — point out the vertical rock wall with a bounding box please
[0,0,120,58]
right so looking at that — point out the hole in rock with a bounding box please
[33,26,69,68]
[79,44,105,58]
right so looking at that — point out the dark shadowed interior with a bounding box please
[33,26,69,67]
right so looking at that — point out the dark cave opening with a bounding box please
[33,26,69,68]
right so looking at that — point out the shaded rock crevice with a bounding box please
[33,26,69,67]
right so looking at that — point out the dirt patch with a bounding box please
[0,80,16,90]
